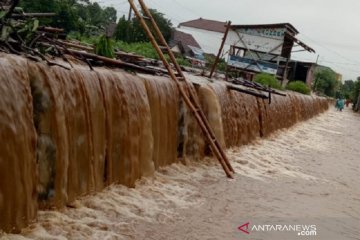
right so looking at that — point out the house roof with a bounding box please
[179,18,227,33]
[231,23,299,35]
[171,30,201,49]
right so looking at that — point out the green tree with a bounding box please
[19,0,58,25]
[313,68,339,97]
[115,9,173,43]
[19,0,117,33]
[19,0,57,13]
[115,15,131,42]
[102,7,117,24]
[52,1,79,32]
[339,80,355,99]
[351,78,360,108]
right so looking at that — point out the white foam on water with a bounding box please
[1,159,225,240]
[3,110,353,240]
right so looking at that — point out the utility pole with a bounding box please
[209,21,231,79]
[313,55,320,91]
[128,5,133,21]
[315,54,319,65]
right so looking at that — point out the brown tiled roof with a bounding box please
[172,30,201,48]
[179,18,227,33]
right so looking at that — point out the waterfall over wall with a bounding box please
[0,54,329,233]
[0,56,37,233]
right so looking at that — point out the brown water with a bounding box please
[0,56,37,232]
[0,54,329,233]
[2,107,358,239]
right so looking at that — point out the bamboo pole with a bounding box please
[11,13,56,18]
[129,0,233,178]
[56,40,94,51]
[137,0,235,174]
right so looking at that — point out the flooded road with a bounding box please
[2,107,360,240]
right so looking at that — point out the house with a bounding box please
[288,62,344,88]
[225,23,315,80]
[287,61,317,87]
[169,30,204,60]
[178,19,315,81]
[178,18,228,56]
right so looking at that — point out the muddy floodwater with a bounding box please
[2,107,359,240]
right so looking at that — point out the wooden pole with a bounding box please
[137,0,234,174]
[55,40,94,51]
[11,13,56,18]
[226,85,268,99]
[39,42,162,74]
[38,27,65,33]
[131,0,233,178]
[209,21,231,79]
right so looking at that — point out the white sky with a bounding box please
[98,0,360,80]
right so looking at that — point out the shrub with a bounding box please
[95,35,115,58]
[286,81,311,95]
[254,73,283,90]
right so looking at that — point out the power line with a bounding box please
[299,33,360,66]
[172,0,201,18]
[146,0,188,24]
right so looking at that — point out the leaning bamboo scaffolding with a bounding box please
[129,0,234,178]
[137,0,235,174]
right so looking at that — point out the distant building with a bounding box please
[169,30,204,60]
[288,63,344,88]
[226,23,315,80]
[336,73,343,82]
[178,18,315,81]
[178,18,227,56]
[287,61,317,87]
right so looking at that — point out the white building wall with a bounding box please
[177,26,232,58]
[177,26,286,61]
[226,30,284,55]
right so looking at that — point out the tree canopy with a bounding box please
[339,80,355,99]
[19,0,117,33]
[351,78,360,108]
[313,68,339,97]
[114,9,173,43]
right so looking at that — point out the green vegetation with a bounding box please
[254,73,283,90]
[19,0,117,34]
[18,1,209,68]
[331,77,360,111]
[286,81,310,95]
[205,55,227,72]
[339,80,354,99]
[114,41,191,66]
[95,35,114,58]
[114,41,158,59]
[115,9,173,43]
[351,78,360,108]
[313,68,339,97]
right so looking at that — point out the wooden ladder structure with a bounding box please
[128,0,234,178]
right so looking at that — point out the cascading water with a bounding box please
[0,55,37,233]
[0,54,329,233]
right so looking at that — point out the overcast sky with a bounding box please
[99,0,360,80]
